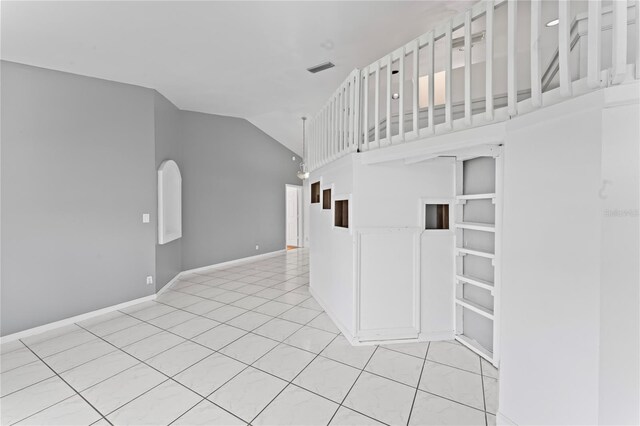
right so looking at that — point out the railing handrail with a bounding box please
[307,0,638,171]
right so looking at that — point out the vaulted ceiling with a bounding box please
[1,1,476,154]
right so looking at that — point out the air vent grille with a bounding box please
[307,62,335,74]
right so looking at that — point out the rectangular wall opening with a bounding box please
[311,182,320,204]
[323,188,332,210]
[425,204,449,229]
[335,200,349,228]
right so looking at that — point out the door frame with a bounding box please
[285,184,303,248]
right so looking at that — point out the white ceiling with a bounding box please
[1,1,477,155]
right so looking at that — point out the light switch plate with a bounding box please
[146,276,153,285]
[142,214,150,223]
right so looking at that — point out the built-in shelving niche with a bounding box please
[425,203,449,230]
[311,181,320,204]
[323,188,332,210]
[334,199,349,228]
[454,155,500,366]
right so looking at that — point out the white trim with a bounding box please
[1,249,287,343]
[418,331,455,341]
[309,286,358,345]
[0,294,156,344]
[156,272,182,297]
[179,250,286,276]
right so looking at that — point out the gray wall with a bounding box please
[1,61,157,336]
[154,92,183,292]
[1,61,299,336]
[180,111,300,270]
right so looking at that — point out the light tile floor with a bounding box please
[0,249,498,425]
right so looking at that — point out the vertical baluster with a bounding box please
[485,0,494,121]
[445,21,453,129]
[374,62,380,148]
[339,88,344,154]
[637,0,640,80]
[399,47,405,140]
[363,68,369,151]
[464,10,472,125]
[428,31,435,134]
[507,0,517,116]
[345,83,350,151]
[386,54,392,143]
[559,0,572,96]
[349,75,355,150]
[587,0,602,87]
[352,71,361,152]
[611,0,628,84]
[531,0,542,107]
[412,40,419,137]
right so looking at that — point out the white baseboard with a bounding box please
[418,330,455,341]
[1,250,290,344]
[156,272,182,297]
[0,294,156,344]
[180,249,286,276]
[308,287,358,345]
[497,412,518,426]
[0,250,290,344]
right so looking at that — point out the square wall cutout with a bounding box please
[323,189,332,209]
[425,204,449,230]
[335,200,349,228]
[311,182,320,204]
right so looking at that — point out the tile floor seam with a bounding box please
[405,341,430,426]
[326,346,392,426]
[74,323,248,424]
[15,342,112,426]
[244,333,340,425]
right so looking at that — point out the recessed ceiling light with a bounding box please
[546,19,559,27]
[392,93,400,100]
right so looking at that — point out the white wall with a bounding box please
[309,155,356,336]
[499,91,608,425]
[597,98,639,425]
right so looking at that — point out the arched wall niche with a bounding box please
[158,160,182,245]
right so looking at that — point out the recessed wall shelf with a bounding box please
[425,203,450,230]
[455,297,494,320]
[323,188,332,210]
[311,181,320,204]
[454,155,501,367]
[456,247,495,259]
[456,274,494,293]
[335,199,349,228]
[158,160,182,245]
[456,193,496,201]
[454,222,496,232]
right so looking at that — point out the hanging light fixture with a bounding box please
[297,117,310,180]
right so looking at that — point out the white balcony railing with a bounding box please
[307,0,639,171]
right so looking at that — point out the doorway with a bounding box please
[285,185,303,249]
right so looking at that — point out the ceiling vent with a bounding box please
[307,61,335,74]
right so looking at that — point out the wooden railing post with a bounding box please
[531,0,542,107]
[558,0,572,97]
[611,0,628,84]
[485,0,494,121]
[587,0,602,88]
[507,0,517,116]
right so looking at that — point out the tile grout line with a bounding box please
[325,345,388,426]
[243,333,341,425]
[3,252,311,424]
[406,342,431,426]
[15,344,113,426]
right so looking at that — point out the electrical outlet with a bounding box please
[255,245,259,250]
[146,276,153,285]
[142,213,150,223]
